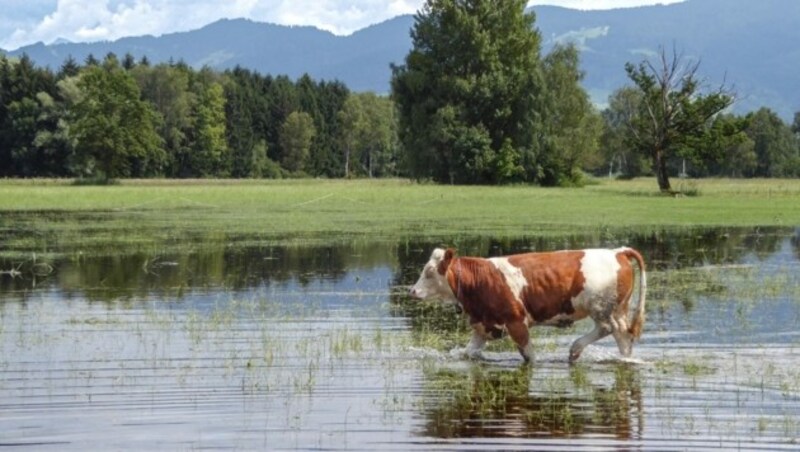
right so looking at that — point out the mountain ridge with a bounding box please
[4,0,797,119]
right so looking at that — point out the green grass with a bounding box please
[1,177,799,257]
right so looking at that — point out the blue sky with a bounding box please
[0,0,684,51]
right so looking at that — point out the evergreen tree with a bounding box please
[122,53,137,70]
[223,69,258,177]
[84,54,99,66]
[58,55,81,79]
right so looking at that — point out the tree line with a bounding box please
[0,53,398,180]
[2,0,799,188]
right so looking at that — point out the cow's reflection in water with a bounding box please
[418,362,644,440]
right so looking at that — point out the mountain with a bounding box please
[5,0,798,119]
[534,0,800,118]
[6,17,414,94]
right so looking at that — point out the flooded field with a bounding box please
[2,224,800,450]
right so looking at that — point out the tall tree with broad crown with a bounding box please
[71,64,164,180]
[391,0,547,184]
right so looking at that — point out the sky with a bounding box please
[0,0,685,51]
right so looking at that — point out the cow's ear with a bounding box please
[438,248,455,275]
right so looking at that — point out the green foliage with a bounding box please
[3,43,797,184]
[132,63,193,177]
[745,108,800,177]
[693,114,751,177]
[392,0,599,186]
[601,87,650,178]
[0,54,62,177]
[280,111,316,173]
[338,93,400,178]
[392,0,548,184]
[186,70,229,177]
[70,64,165,180]
[541,44,603,186]
[221,68,352,179]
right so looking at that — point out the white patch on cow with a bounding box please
[430,248,446,261]
[571,249,620,312]
[489,257,528,307]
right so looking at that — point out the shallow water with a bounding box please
[1,225,800,450]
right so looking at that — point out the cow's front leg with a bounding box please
[464,324,488,359]
[506,321,533,363]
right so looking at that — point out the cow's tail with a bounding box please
[622,247,647,340]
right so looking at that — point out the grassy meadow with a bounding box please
[1,177,799,257]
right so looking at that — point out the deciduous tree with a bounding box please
[71,64,164,180]
[623,47,734,192]
[280,111,316,173]
[392,0,547,184]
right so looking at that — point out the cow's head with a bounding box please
[409,247,456,301]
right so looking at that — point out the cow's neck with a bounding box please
[446,258,466,309]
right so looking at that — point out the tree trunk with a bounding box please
[653,148,671,192]
[344,148,350,179]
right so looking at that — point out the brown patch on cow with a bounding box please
[437,248,455,276]
[509,252,588,323]
[616,252,634,312]
[446,257,528,327]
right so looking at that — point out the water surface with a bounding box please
[2,225,799,449]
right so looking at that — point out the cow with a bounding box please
[408,247,646,363]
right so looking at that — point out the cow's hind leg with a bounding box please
[610,311,633,357]
[506,321,533,363]
[569,323,611,363]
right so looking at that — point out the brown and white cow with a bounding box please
[408,247,646,363]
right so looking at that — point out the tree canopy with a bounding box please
[71,63,164,180]
[392,0,600,184]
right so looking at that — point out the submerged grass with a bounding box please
[1,178,799,258]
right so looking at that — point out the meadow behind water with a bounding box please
[1,178,800,450]
[1,177,799,252]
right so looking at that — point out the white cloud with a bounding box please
[1,0,261,50]
[527,0,685,10]
[1,0,685,51]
